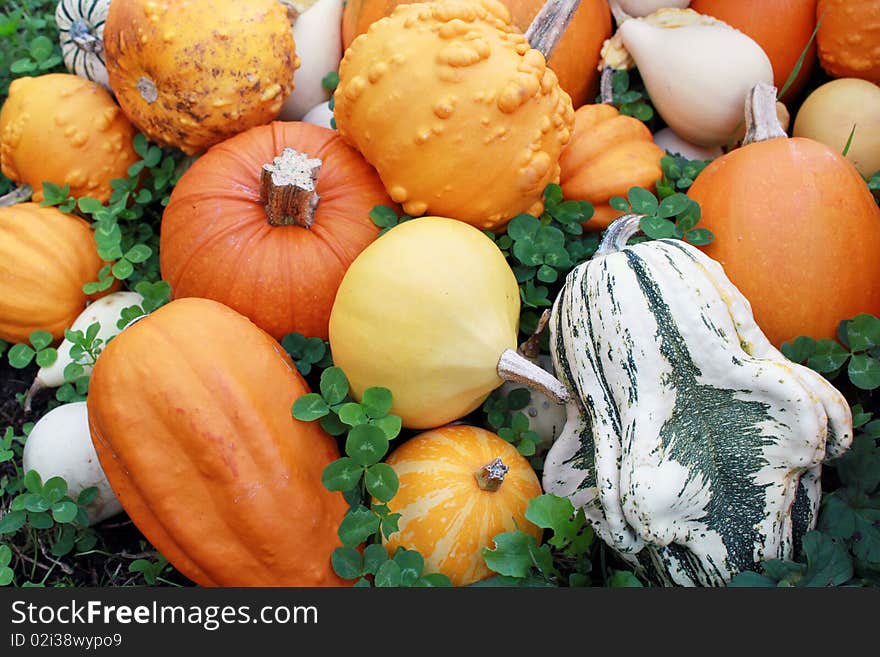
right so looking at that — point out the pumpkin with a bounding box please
[87,297,349,587]
[341,0,611,109]
[688,82,880,346]
[333,0,576,231]
[600,8,773,146]
[160,121,389,342]
[0,73,138,203]
[558,103,664,231]
[103,0,298,154]
[382,424,543,586]
[535,214,852,586]
[329,216,567,429]
[690,0,817,101]
[792,78,880,177]
[0,203,111,344]
[56,0,112,90]
[816,0,880,83]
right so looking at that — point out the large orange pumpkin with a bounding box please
[0,203,110,343]
[160,121,390,341]
[382,424,542,586]
[690,0,817,101]
[688,83,880,347]
[341,0,611,108]
[816,0,880,83]
[87,297,349,587]
[559,103,664,231]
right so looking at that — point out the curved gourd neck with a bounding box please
[595,214,644,256]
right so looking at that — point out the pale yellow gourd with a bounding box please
[610,0,690,20]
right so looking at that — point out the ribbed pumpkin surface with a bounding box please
[87,297,349,587]
[383,425,542,586]
[0,203,107,343]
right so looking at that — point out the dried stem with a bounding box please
[474,458,509,492]
[0,184,33,207]
[743,82,787,145]
[525,0,582,59]
[497,348,569,404]
[600,66,615,105]
[260,148,322,227]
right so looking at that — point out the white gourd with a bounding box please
[611,0,691,21]
[55,0,112,91]
[302,100,335,129]
[22,402,122,525]
[652,127,722,160]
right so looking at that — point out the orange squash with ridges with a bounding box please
[816,0,880,84]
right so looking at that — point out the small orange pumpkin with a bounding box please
[382,425,542,586]
[0,74,137,203]
[87,297,350,587]
[559,103,664,231]
[0,203,111,343]
[816,0,880,84]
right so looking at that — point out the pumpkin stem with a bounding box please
[497,348,569,404]
[600,66,615,105]
[70,19,102,53]
[0,184,33,208]
[260,148,323,228]
[475,458,509,492]
[519,309,551,361]
[23,377,43,414]
[525,0,582,59]
[743,82,787,145]
[595,213,644,256]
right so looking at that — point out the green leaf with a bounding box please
[820,491,880,566]
[29,330,53,351]
[7,343,35,368]
[111,258,134,280]
[362,387,393,418]
[371,414,402,440]
[346,424,389,467]
[628,187,659,215]
[369,205,398,228]
[482,531,542,578]
[848,354,880,390]
[608,571,643,587]
[29,511,54,530]
[331,547,364,580]
[841,124,857,157]
[24,470,42,494]
[0,511,26,535]
[393,549,425,587]
[124,244,153,264]
[657,193,690,218]
[319,367,349,405]
[374,559,402,587]
[42,477,67,503]
[807,339,850,373]
[0,545,11,568]
[684,228,713,246]
[365,463,399,502]
[799,531,853,587]
[0,568,12,586]
[782,335,816,364]
[846,314,880,352]
[292,393,329,421]
[505,388,531,411]
[28,35,54,62]
[320,413,348,437]
[77,487,99,507]
[362,544,388,575]
[321,70,340,92]
[380,512,402,540]
[609,196,630,213]
[728,571,779,587]
[35,348,57,368]
[337,402,368,427]
[414,573,454,587]
[506,214,540,241]
[51,500,78,524]
[338,506,381,547]
[321,457,364,492]
[777,16,820,100]
[23,495,50,513]
[640,215,676,240]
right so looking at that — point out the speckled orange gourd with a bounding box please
[0,74,137,203]
[333,0,575,231]
[816,0,880,83]
[103,0,298,154]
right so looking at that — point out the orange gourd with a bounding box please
[334,0,575,231]
[160,122,390,341]
[341,0,611,108]
[87,297,349,587]
[688,83,880,347]
[382,425,542,586]
[0,203,110,343]
[559,103,664,231]
[816,0,880,83]
[690,0,817,101]
[0,74,137,203]
[103,0,298,154]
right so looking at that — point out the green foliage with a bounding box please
[6,330,56,369]
[599,69,654,122]
[482,387,541,458]
[729,532,854,587]
[128,556,171,586]
[655,155,711,197]
[610,187,712,245]
[368,204,415,237]
[0,1,64,100]
[869,170,880,207]
[280,332,332,376]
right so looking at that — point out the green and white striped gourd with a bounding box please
[56,0,111,91]
[540,214,852,586]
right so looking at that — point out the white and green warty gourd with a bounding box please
[56,0,111,91]
[529,214,853,586]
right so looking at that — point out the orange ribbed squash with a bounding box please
[559,104,664,231]
[341,0,610,108]
[0,203,111,343]
[382,425,542,586]
[690,0,817,101]
[103,0,298,154]
[816,0,880,83]
[0,74,137,203]
[87,297,349,587]
[160,122,390,341]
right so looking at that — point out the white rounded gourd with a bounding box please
[497,354,566,452]
[613,0,691,19]
[302,101,334,129]
[652,127,722,160]
[22,402,122,525]
[55,0,111,91]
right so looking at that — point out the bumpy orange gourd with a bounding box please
[690,0,817,101]
[816,0,880,83]
[103,0,298,154]
[688,83,880,347]
[87,297,349,587]
[559,103,664,231]
[160,122,390,341]
[341,0,611,108]
[382,425,542,586]
[0,203,110,343]
[333,0,575,231]
[0,74,137,203]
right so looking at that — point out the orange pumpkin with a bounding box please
[690,0,817,101]
[0,203,111,343]
[0,74,137,203]
[382,425,542,586]
[87,297,349,587]
[160,122,390,341]
[688,83,880,347]
[816,0,880,83]
[559,103,664,231]
[341,0,611,108]
[103,0,298,154]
